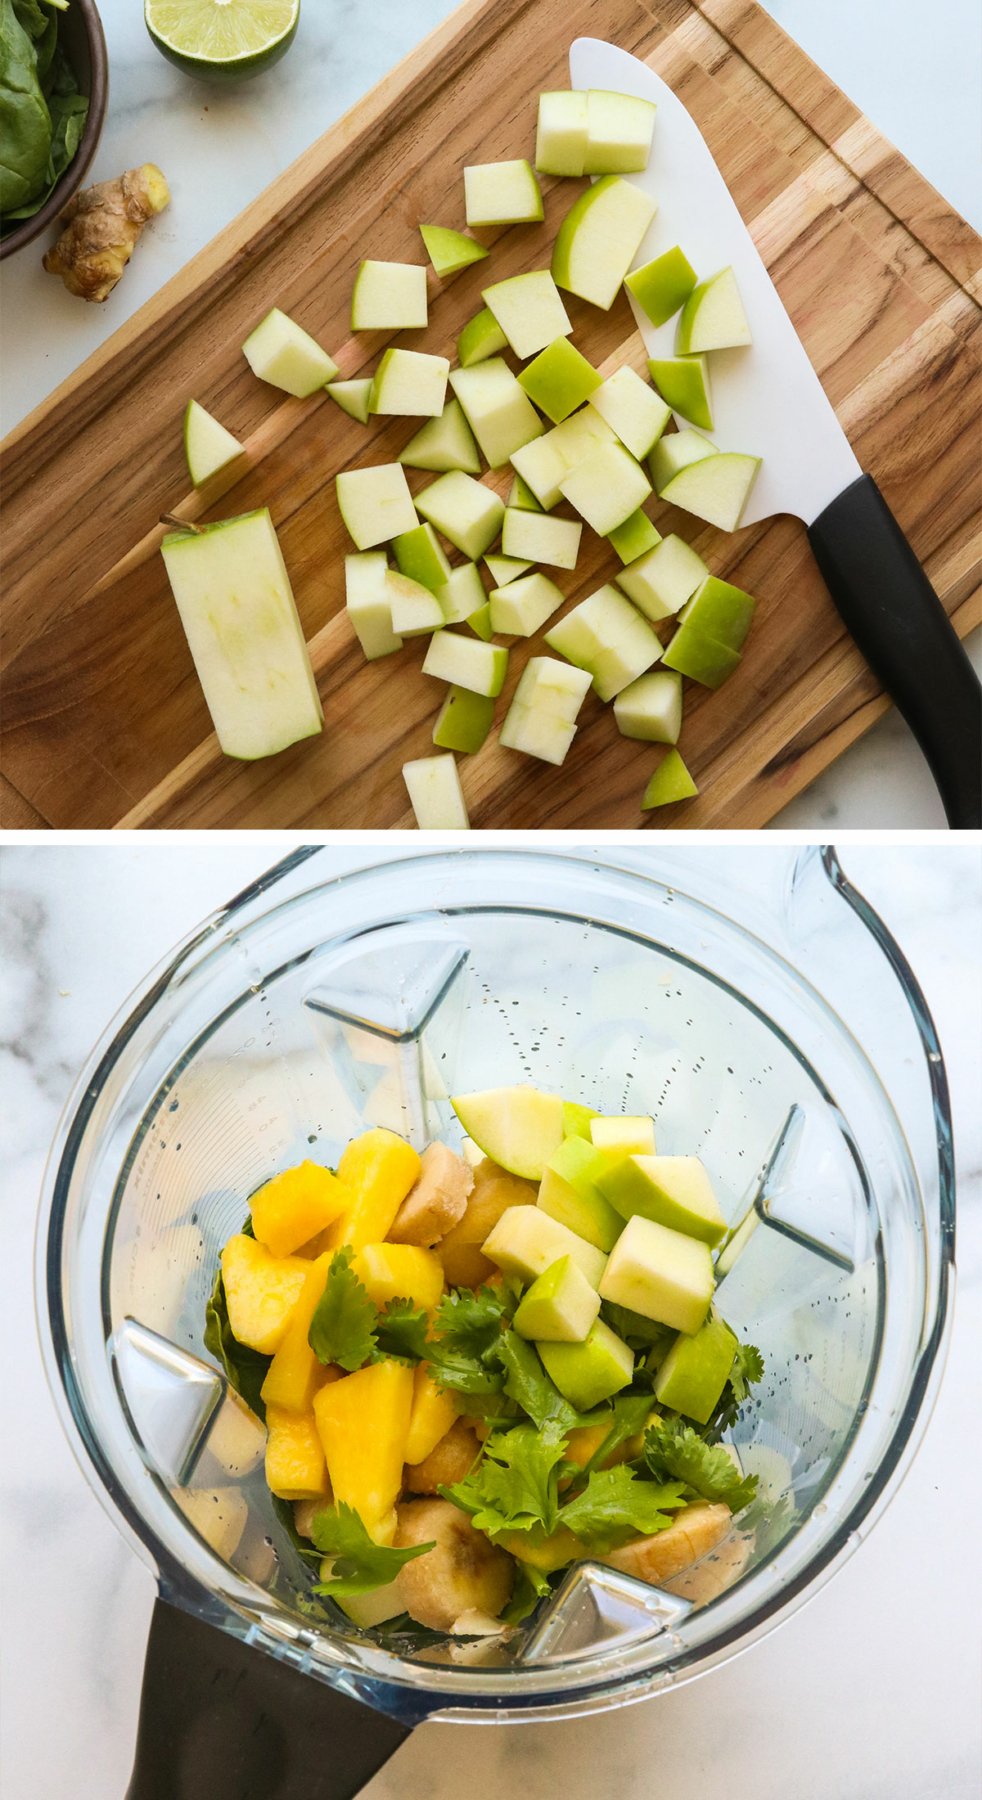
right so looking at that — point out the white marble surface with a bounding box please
[1,840,980,1800]
[0,1,979,827]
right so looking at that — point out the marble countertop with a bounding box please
[1,840,980,1800]
[1,1,979,828]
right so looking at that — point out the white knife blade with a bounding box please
[569,37,861,527]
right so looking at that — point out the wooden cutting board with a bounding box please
[2,0,979,830]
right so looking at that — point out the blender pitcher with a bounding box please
[37,847,955,1799]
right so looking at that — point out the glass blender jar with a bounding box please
[37,848,955,1799]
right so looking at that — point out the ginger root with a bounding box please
[43,163,170,302]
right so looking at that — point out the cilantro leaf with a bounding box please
[311,1503,434,1596]
[307,1248,377,1371]
[374,1299,429,1362]
[432,1284,512,1357]
[443,1422,569,1539]
[643,1419,758,1513]
[496,1331,581,1433]
[728,1341,764,1403]
[425,1341,507,1398]
[558,1466,686,1551]
[575,1394,653,1479]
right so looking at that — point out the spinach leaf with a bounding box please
[0,0,52,214]
[1,2,89,226]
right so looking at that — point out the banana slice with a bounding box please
[395,1498,514,1630]
[389,1142,474,1247]
[600,1501,732,1585]
[664,1528,753,1606]
[405,1418,481,1494]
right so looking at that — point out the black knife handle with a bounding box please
[808,474,981,829]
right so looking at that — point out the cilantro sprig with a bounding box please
[557,1466,687,1551]
[311,1503,434,1596]
[443,1422,570,1539]
[306,1248,430,1371]
[642,1418,758,1513]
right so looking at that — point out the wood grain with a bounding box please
[1,0,979,830]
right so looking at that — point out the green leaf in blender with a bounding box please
[442,1422,569,1539]
[373,1299,430,1362]
[307,1246,377,1371]
[202,1250,271,1421]
[311,1502,435,1596]
[642,1418,758,1513]
[557,1466,687,1551]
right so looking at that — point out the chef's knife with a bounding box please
[570,38,981,828]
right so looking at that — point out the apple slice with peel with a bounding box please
[432,686,495,754]
[327,379,373,425]
[436,561,486,625]
[489,571,566,637]
[482,1204,607,1286]
[618,534,708,620]
[599,1154,725,1245]
[386,570,444,637]
[626,246,697,328]
[517,338,601,425]
[466,602,493,640]
[451,1086,564,1182]
[676,267,751,354]
[351,259,428,331]
[591,1116,655,1157]
[538,1136,623,1251]
[539,1319,633,1410]
[501,508,581,571]
[584,89,657,175]
[563,1102,599,1140]
[641,748,699,807]
[399,399,481,475]
[559,441,652,536]
[510,407,615,511]
[336,463,417,550]
[546,584,661,702]
[402,754,470,829]
[653,1312,737,1425]
[242,308,338,396]
[449,360,544,469]
[535,90,589,177]
[613,670,683,743]
[393,522,451,594]
[648,356,713,431]
[498,702,577,766]
[422,630,508,697]
[680,575,756,651]
[662,623,741,689]
[509,472,543,512]
[419,224,488,278]
[552,176,657,310]
[183,400,245,488]
[485,554,531,586]
[598,1213,714,1334]
[464,159,543,226]
[415,471,504,560]
[482,271,572,361]
[457,307,509,368]
[587,366,670,461]
[160,511,322,760]
[512,656,592,720]
[659,452,761,532]
[345,552,403,660]
[370,348,449,418]
[513,1256,601,1344]
[650,429,715,494]
[606,509,661,565]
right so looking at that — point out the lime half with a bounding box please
[146,0,300,82]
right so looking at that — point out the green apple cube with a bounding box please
[626,246,697,327]
[399,399,481,475]
[538,1319,633,1411]
[618,534,708,621]
[464,159,543,226]
[481,1204,606,1287]
[591,1116,655,1157]
[452,1085,564,1181]
[650,429,716,494]
[510,408,615,510]
[419,223,488,278]
[584,89,657,174]
[422,630,508,696]
[518,338,601,425]
[509,473,543,512]
[242,308,338,397]
[386,570,444,637]
[552,176,657,310]
[489,572,566,637]
[415,471,504,560]
[563,1101,600,1140]
[393,522,451,593]
[681,575,756,651]
[513,1256,601,1344]
[659,453,761,532]
[370,348,449,418]
[538,1136,623,1251]
[432,686,495,754]
[482,271,572,361]
[402,753,470,829]
[485,554,532,587]
[648,356,713,431]
[466,602,494,640]
[662,624,741,689]
[436,560,487,625]
[535,89,589,177]
[512,656,592,720]
[344,551,402,660]
[183,400,244,488]
[653,1312,737,1424]
[351,259,428,331]
[587,366,670,461]
[642,748,699,807]
[336,463,418,549]
[599,1213,714,1334]
[613,670,683,744]
[501,509,582,571]
[327,378,373,425]
[607,509,661,566]
[676,267,751,354]
[160,511,322,760]
[559,442,651,536]
[450,360,544,469]
[457,307,509,368]
[545,585,661,702]
[599,1154,725,1246]
[499,702,577,766]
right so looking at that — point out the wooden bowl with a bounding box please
[0,0,109,261]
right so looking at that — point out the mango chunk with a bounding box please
[250,1161,352,1257]
[220,1234,310,1355]
[331,1129,422,1250]
[404,1363,461,1466]
[354,1243,445,1313]
[261,1252,337,1413]
[313,1359,414,1538]
[265,1405,329,1500]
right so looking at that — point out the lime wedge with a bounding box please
[145,0,300,81]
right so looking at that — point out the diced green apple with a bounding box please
[537,1318,633,1410]
[415,471,504,560]
[538,1136,623,1252]
[386,569,444,637]
[498,703,577,766]
[510,407,615,510]
[511,656,592,720]
[452,1085,564,1181]
[675,267,751,354]
[160,511,322,760]
[617,534,708,621]
[482,271,572,361]
[641,748,700,806]
[336,463,418,549]
[509,473,543,512]
[535,89,589,177]
[650,429,715,494]
[422,630,508,696]
[518,338,601,425]
[432,686,496,753]
[464,159,543,226]
[242,308,338,397]
[559,441,651,536]
[393,522,451,593]
[351,259,428,331]
[449,360,544,469]
[481,1204,606,1287]
[513,1255,601,1343]
[436,560,487,625]
[583,89,657,174]
[648,356,713,431]
[606,509,661,565]
[501,509,582,570]
[598,1213,714,1334]
[599,1154,726,1246]
[625,246,697,327]
[661,624,741,689]
[653,1311,737,1424]
[466,602,494,640]
[402,753,470,829]
[419,223,488,278]
[183,400,245,488]
[659,452,761,532]
[587,366,670,461]
[485,554,531,586]
[545,584,661,702]
[457,307,509,368]
[399,399,481,475]
[591,1116,655,1157]
[680,575,756,651]
[344,551,403,660]
[489,571,566,637]
[563,1101,600,1140]
[613,670,683,744]
[327,379,373,425]
[370,348,449,418]
[552,176,657,310]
